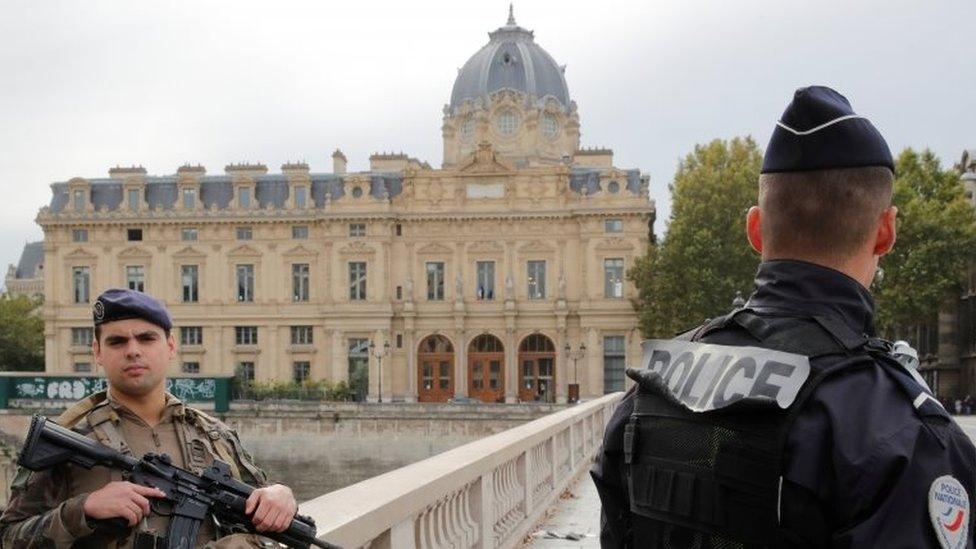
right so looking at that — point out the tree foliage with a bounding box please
[874,149,976,335]
[630,138,762,338]
[0,294,44,371]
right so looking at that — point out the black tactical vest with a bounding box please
[623,308,880,548]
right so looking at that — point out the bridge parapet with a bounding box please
[301,393,623,548]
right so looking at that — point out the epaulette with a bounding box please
[55,390,108,428]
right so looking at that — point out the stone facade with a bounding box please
[33,11,654,404]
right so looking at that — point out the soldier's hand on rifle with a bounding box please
[83,481,167,526]
[245,484,297,533]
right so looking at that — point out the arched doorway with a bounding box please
[468,334,505,403]
[417,335,454,402]
[519,334,556,403]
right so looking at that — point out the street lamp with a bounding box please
[564,342,586,404]
[369,339,391,403]
[732,291,746,309]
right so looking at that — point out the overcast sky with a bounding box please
[1,0,973,275]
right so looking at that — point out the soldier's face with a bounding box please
[93,318,175,398]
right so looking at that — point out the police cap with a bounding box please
[761,86,894,174]
[93,288,172,331]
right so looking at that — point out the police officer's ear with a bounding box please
[166,331,177,360]
[872,205,898,257]
[746,206,764,255]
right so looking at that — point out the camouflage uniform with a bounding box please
[0,390,276,548]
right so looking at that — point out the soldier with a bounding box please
[0,288,299,548]
[592,86,976,547]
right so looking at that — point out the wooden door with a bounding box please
[468,334,505,403]
[417,336,454,402]
[518,335,556,403]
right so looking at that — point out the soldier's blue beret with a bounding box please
[93,288,172,331]
[761,86,894,174]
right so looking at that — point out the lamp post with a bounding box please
[564,342,586,404]
[732,290,746,309]
[369,339,391,403]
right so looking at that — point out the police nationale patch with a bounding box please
[639,339,810,412]
[929,475,970,549]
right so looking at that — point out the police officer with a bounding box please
[0,288,299,548]
[591,86,976,548]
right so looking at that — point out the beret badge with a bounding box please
[93,300,105,322]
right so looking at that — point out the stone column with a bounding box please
[331,329,346,383]
[404,320,417,403]
[505,326,518,403]
[555,317,568,404]
[586,327,599,398]
[454,327,469,399]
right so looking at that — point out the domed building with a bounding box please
[33,9,654,404]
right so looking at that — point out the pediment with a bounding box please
[117,246,152,260]
[416,242,453,255]
[467,241,504,254]
[338,241,376,255]
[282,244,318,257]
[456,142,515,174]
[172,245,207,259]
[595,237,636,252]
[518,240,556,255]
[63,247,98,260]
[227,244,262,258]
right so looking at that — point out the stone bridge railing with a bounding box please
[301,392,623,548]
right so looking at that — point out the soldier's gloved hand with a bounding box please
[245,484,297,533]
[83,481,167,526]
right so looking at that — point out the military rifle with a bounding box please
[17,415,340,549]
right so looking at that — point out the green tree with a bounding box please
[630,138,762,338]
[874,149,976,335]
[0,294,44,371]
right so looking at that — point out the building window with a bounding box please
[426,262,445,300]
[605,219,623,233]
[182,188,196,209]
[181,227,198,242]
[292,225,309,239]
[396,285,402,300]
[72,266,90,303]
[74,362,92,373]
[235,326,258,346]
[292,361,311,383]
[396,333,403,348]
[476,261,495,300]
[72,229,88,243]
[180,326,203,346]
[395,224,402,236]
[608,181,620,194]
[348,338,370,401]
[236,264,254,302]
[126,266,145,292]
[128,189,140,211]
[604,336,626,393]
[181,265,199,303]
[496,109,520,136]
[291,326,313,345]
[73,189,85,211]
[127,228,143,241]
[460,116,476,141]
[352,187,363,199]
[292,263,310,302]
[349,223,366,237]
[237,361,255,382]
[71,327,93,347]
[541,114,559,138]
[182,361,200,374]
[294,187,307,208]
[604,258,625,298]
[239,187,251,209]
[236,226,252,241]
[527,260,546,299]
[349,262,367,301]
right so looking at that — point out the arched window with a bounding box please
[470,334,504,353]
[519,334,555,353]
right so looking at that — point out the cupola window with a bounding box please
[541,114,559,138]
[496,109,520,136]
[460,117,476,142]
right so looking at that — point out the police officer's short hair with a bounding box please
[759,166,894,259]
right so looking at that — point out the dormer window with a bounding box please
[182,187,196,209]
[294,186,307,208]
[127,189,140,211]
[239,187,251,208]
[496,109,520,136]
[73,190,86,211]
[541,114,559,138]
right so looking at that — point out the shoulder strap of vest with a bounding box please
[55,390,108,428]
[85,402,131,456]
[186,408,248,481]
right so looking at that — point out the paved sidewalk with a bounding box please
[524,474,601,548]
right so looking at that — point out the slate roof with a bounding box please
[14,241,43,279]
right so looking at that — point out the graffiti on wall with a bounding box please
[12,378,216,402]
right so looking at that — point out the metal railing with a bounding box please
[300,392,623,548]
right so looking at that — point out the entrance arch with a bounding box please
[468,334,505,403]
[518,334,556,403]
[417,335,454,402]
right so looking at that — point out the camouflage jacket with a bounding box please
[0,390,274,549]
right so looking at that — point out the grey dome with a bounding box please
[450,8,570,110]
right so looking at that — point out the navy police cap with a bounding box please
[762,86,894,174]
[93,288,172,331]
